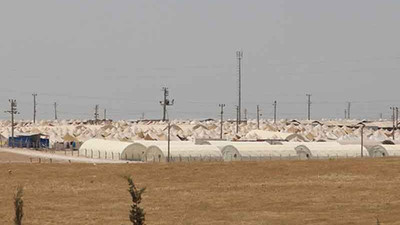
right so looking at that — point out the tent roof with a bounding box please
[63,133,78,142]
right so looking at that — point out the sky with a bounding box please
[0,0,399,121]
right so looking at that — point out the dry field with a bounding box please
[1,153,400,225]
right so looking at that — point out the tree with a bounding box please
[124,176,146,225]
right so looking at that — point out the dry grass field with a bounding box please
[1,154,400,225]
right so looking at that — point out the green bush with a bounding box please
[124,176,146,225]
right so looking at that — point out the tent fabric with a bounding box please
[294,144,368,159]
[219,145,241,161]
[79,139,146,161]
[368,145,400,157]
[229,144,298,160]
[144,143,222,162]
[63,133,78,142]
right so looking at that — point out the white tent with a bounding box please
[144,143,222,162]
[368,145,400,157]
[218,145,242,161]
[229,144,298,161]
[79,139,147,161]
[294,144,368,159]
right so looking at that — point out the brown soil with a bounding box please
[1,157,400,225]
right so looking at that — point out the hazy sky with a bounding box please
[0,0,399,121]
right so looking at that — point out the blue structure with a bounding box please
[8,133,49,148]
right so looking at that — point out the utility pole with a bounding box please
[141,113,145,120]
[32,93,37,123]
[236,105,239,133]
[347,102,351,119]
[396,107,399,130]
[360,123,365,158]
[273,101,277,124]
[344,109,347,119]
[104,109,107,120]
[244,108,247,122]
[306,94,312,120]
[167,122,171,163]
[219,104,225,139]
[160,87,174,121]
[5,99,19,148]
[390,107,396,140]
[94,105,99,124]
[54,102,58,120]
[236,50,243,125]
[256,105,260,129]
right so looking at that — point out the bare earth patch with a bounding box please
[1,158,400,224]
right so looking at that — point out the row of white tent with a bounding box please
[78,139,400,162]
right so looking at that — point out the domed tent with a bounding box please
[294,144,368,159]
[79,139,146,161]
[219,145,241,161]
[229,144,298,160]
[368,145,400,157]
[144,143,222,162]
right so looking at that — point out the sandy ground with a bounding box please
[0,148,132,164]
[1,157,400,224]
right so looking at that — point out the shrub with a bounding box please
[14,186,24,225]
[124,176,146,225]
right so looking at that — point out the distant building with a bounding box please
[8,133,49,149]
